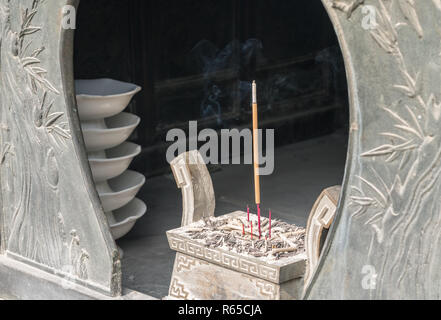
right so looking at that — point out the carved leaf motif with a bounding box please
[361,140,417,159]
[361,99,424,163]
[15,3,71,145]
[370,1,398,54]
[331,0,365,18]
[397,0,424,38]
[0,0,80,281]
[337,0,441,298]
[0,142,13,164]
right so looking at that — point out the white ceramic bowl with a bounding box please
[108,198,147,240]
[75,79,141,121]
[89,142,141,183]
[96,170,146,212]
[81,112,140,152]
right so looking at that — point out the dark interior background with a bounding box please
[74,0,348,177]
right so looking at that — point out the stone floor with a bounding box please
[118,131,348,298]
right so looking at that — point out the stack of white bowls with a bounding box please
[76,78,147,244]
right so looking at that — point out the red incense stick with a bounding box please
[257,204,261,239]
[242,223,245,236]
[247,205,250,222]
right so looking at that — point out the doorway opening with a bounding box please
[74,0,349,298]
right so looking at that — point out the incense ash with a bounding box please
[183,214,305,262]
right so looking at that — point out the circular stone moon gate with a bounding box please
[0,0,440,300]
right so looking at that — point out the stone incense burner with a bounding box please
[167,211,306,300]
[165,151,316,300]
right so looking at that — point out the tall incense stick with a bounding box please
[252,81,261,239]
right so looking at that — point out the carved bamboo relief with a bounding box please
[0,0,119,296]
[307,0,441,299]
[0,0,439,300]
[1,0,71,266]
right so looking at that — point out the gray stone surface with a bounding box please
[0,255,155,300]
[170,151,215,227]
[167,252,304,300]
[306,0,441,299]
[0,0,120,297]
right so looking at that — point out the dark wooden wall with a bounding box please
[74,0,348,177]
